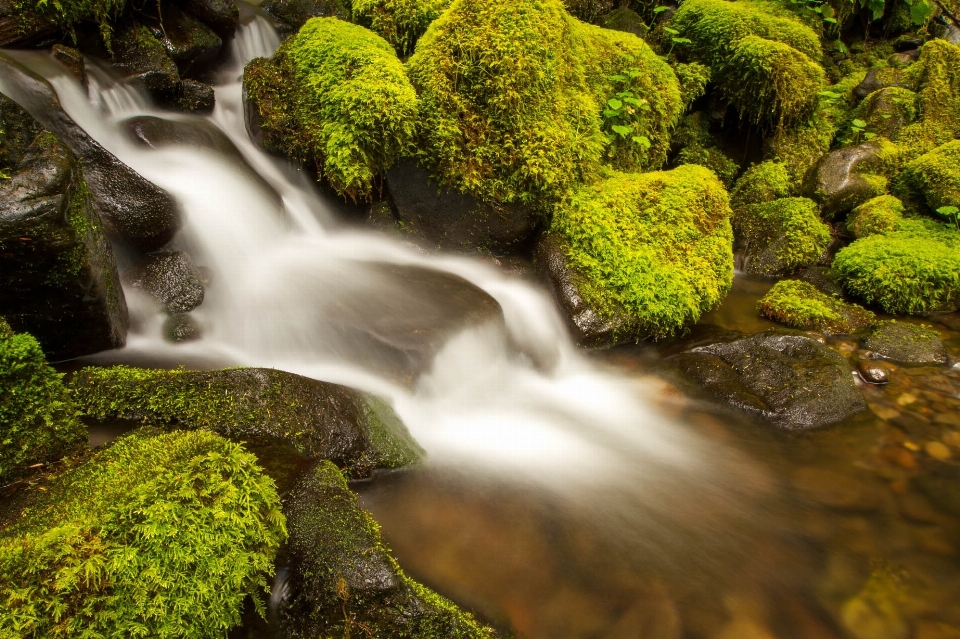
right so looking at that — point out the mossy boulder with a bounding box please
[70,366,422,477]
[671,0,824,125]
[846,195,905,238]
[352,0,451,56]
[406,0,681,205]
[757,280,875,335]
[278,461,498,638]
[671,112,739,187]
[544,164,733,344]
[144,4,223,80]
[730,161,792,207]
[861,321,948,364]
[853,87,919,141]
[261,0,350,33]
[804,139,893,218]
[901,139,960,212]
[0,319,85,483]
[0,118,128,359]
[0,429,286,638]
[179,0,239,38]
[243,17,418,201]
[0,0,127,47]
[111,19,182,100]
[832,218,960,314]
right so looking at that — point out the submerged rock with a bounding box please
[278,461,499,638]
[675,329,866,429]
[861,321,947,365]
[163,312,203,342]
[70,366,423,477]
[123,249,205,314]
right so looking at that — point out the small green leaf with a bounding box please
[852,119,867,128]
[608,98,623,110]
[611,124,632,137]
[653,5,670,13]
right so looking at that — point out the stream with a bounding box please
[4,5,960,638]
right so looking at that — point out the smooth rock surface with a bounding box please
[861,322,948,365]
[805,141,888,218]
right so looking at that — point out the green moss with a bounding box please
[352,0,451,56]
[0,318,85,482]
[673,113,739,186]
[674,62,711,110]
[737,197,832,275]
[853,87,919,139]
[731,161,792,208]
[901,140,960,212]
[551,165,734,339]
[600,6,649,39]
[833,217,960,314]
[406,0,681,204]
[758,279,875,334]
[847,195,905,238]
[243,18,418,201]
[0,429,286,638]
[12,0,126,44]
[905,40,960,141]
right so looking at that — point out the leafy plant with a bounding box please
[843,118,876,144]
[936,205,960,229]
[602,63,653,152]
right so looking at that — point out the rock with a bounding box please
[853,67,912,101]
[675,330,867,429]
[854,87,918,141]
[861,321,947,365]
[931,21,960,46]
[385,158,540,255]
[0,123,128,360]
[889,50,920,66]
[600,7,648,38]
[261,0,349,34]
[111,20,182,101]
[278,461,499,638]
[797,266,844,296]
[758,280,874,335]
[70,366,423,477]
[174,79,215,112]
[175,0,240,38]
[145,5,222,79]
[163,313,202,342]
[0,52,181,251]
[0,0,58,47]
[857,359,894,384]
[805,140,890,218]
[123,250,205,314]
[926,441,951,460]
[50,45,85,85]
[126,115,240,157]
[893,38,924,52]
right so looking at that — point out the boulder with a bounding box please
[163,312,202,342]
[804,140,891,218]
[0,0,58,47]
[385,159,540,254]
[261,0,349,34]
[145,5,223,79]
[277,461,499,638]
[758,280,874,335]
[50,45,85,85]
[111,20,182,101]
[675,329,867,429]
[860,321,947,365]
[70,366,423,477]
[797,265,844,296]
[176,0,240,38]
[852,67,913,101]
[0,112,128,359]
[123,250,205,314]
[853,87,918,140]
[0,53,181,251]
[175,79,215,112]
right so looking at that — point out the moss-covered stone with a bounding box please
[0,93,42,173]
[861,321,948,364]
[279,460,498,638]
[846,195,905,238]
[757,279,875,335]
[901,139,960,212]
[406,0,681,205]
[737,197,832,276]
[853,87,919,141]
[69,366,422,477]
[243,17,418,201]
[549,165,733,341]
[352,0,450,56]
[730,161,792,207]
[1,0,126,46]
[0,429,286,638]
[672,0,824,125]
[600,6,648,39]
[0,319,85,483]
[672,112,739,186]
[110,20,181,99]
[673,61,711,110]
[832,217,960,314]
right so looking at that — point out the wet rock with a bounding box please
[758,280,874,335]
[853,67,912,101]
[675,330,867,429]
[854,87,918,141]
[805,141,890,218]
[797,266,843,296]
[125,114,240,159]
[50,45,85,85]
[145,5,222,79]
[861,322,947,365]
[163,312,202,342]
[175,0,240,39]
[111,20,182,101]
[71,366,423,477]
[0,126,128,360]
[174,79,215,112]
[0,1,58,47]
[278,461,499,638]
[261,0,349,34]
[0,52,181,251]
[857,359,894,384]
[385,158,540,255]
[123,250,205,313]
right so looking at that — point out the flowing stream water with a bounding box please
[6,7,960,638]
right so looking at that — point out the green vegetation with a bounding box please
[0,318,85,482]
[737,197,832,275]
[551,165,733,339]
[833,218,960,314]
[730,161,792,208]
[406,0,680,204]
[846,195,904,238]
[672,113,739,186]
[674,62,711,110]
[758,279,875,334]
[901,140,960,213]
[243,18,418,201]
[0,429,286,638]
[352,0,451,56]
[672,0,824,125]
[14,0,126,44]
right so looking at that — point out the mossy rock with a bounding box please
[144,4,223,80]
[853,87,919,141]
[70,366,423,477]
[406,0,681,205]
[0,319,85,483]
[352,0,451,56]
[671,0,824,125]
[674,61,711,110]
[758,280,875,335]
[672,112,739,187]
[0,0,126,47]
[901,139,960,212]
[832,218,960,314]
[278,460,499,638]
[734,197,832,277]
[261,0,350,34]
[804,139,894,218]
[122,249,205,314]
[730,161,792,208]
[0,429,286,638]
[243,17,418,201]
[110,19,182,100]
[600,6,648,39]
[0,92,43,171]
[547,164,733,343]
[860,321,947,364]
[846,195,904,239]
[563,0,614,22]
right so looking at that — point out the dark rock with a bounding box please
[174,79,215,112]
[125,114,239,158]
[857,358,894,384]
[797,266,844,297]
[279,461,499,639]
[111,20,181,101]
[536,232,641,347]
[805,140,889,218]
[0,128,128,360]
[261,0,349,34]
[71,366,423,477]
[123,250,205,313]
[855,87,918,140]
[675,329,867,429]
[385,159,540,254]
[146,5,222,79]
[853,67,912,101]
[600,7,648,38]
[50,45,85,85]
[0,91,43,169]
[894,38,924,52]
[931,21,960,46]
[176,0,240,39]
[0,1,58,47]
[163,313,202,342]
[0,52,181,251]
[861,321,947,364]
